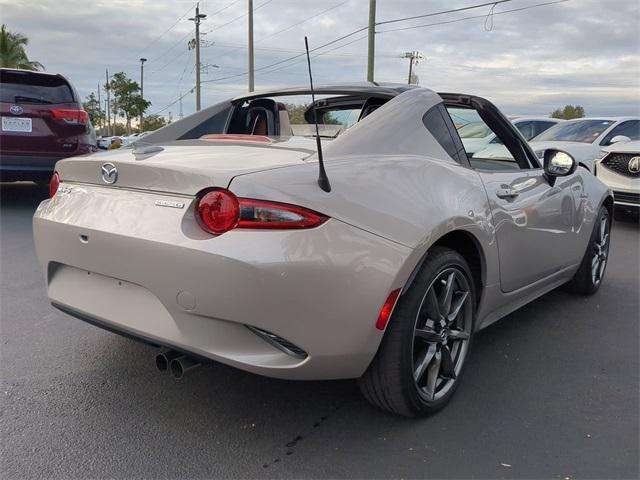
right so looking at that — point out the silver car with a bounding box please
[33,84,613,416]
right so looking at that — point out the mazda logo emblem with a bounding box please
[9,105,23,115]
[629,157,640,174]
[101,163,118,184]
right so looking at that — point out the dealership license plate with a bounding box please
[2,116,32,133]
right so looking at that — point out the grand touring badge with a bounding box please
[154,200,185,209]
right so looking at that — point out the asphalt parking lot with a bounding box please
[1,182,638,479]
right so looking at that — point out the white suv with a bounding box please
[595,140,639,215]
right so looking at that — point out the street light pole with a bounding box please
[139,57,147,130]
[189,4,207,111]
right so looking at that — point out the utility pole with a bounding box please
[97,83,102,132]
[248,0,255,91]
[367,0,376,82]
[139,57,147,130]
[105,69,111,136]
[402,51,423,84]
[189,4,207,111]
[179,93,184,119]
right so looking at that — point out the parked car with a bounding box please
[458,116,561,156]
[0,68,96,183]
[97,136,122,149]
[594,140,639,215]
[34,84,613,417]
[530,117,640,172]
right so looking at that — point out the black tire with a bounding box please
[358,247,476,417]
[566,206,611,295]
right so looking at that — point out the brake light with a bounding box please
[375,288,401,331]
[195,188,328,235]
[195,188,240,234]
[238,198,327,229]
[49,171,61,198]
[51,109,89,125]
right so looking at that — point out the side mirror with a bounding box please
[544,149,577,178]
[610,135,630,144]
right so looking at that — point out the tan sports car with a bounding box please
[33,84,613,416]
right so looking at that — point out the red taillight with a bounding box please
[51,109,89,125]
[49,171,61,198]
[195,188,328,235]
[238,198,327,229]
[376,288,401,331]
[195,188,240,234]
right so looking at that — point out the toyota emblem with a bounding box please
[101,163,118,184]
[9,105,23,115]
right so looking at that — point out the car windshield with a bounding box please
[533,119,614,143]
[457,121,493,139]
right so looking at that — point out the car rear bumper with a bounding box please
[1,145,95,181]
[0,154,64,181]
[33,184,413,380]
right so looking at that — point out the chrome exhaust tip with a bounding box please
[169,356,202,379]
[155,349,181,372]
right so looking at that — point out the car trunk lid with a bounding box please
[55,137,318,195]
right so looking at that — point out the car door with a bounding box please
[442,98,582,293]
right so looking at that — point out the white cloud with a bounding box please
[2,0,638,118]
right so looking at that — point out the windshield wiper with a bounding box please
[13,96,53,104]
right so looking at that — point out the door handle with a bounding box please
[496,188,519,199]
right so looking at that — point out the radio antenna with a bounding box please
[304,36,331,193]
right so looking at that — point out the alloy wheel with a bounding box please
[412,267,472,402]
[591,214,610,286]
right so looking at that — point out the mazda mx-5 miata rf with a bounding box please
[34,84,613,416]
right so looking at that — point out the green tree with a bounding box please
[284,103,340,125]
[551,105,585,120]
[140,114,167,132]
[285,103,308,124]
[0,24,44,70]
[108,72,151,134]
[83,92,105,129]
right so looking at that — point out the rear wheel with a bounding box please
[358,247,476,417]
[566,206,611,295]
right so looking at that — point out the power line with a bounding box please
[206,0,275,33]
[207,41,396,58]
[135,3,196,57]
[148,28,194,66]
[149,88,195,116]
[377,0,569,34]
[257,1,349,42]
[174,50,195,98]
[257,34,369,79]
[155,0,571,112]
[149,44,191,75]
[201,25,368,84]
[210,0,241,16]
[376,0,513,26]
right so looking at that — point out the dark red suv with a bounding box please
[0,68,96,184]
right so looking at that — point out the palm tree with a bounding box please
[0,24,44,71]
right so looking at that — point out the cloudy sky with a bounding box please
[3,0,639,119]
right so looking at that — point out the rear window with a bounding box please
[0,70,75,104]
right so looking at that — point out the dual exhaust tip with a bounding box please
[155,349,202,379]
